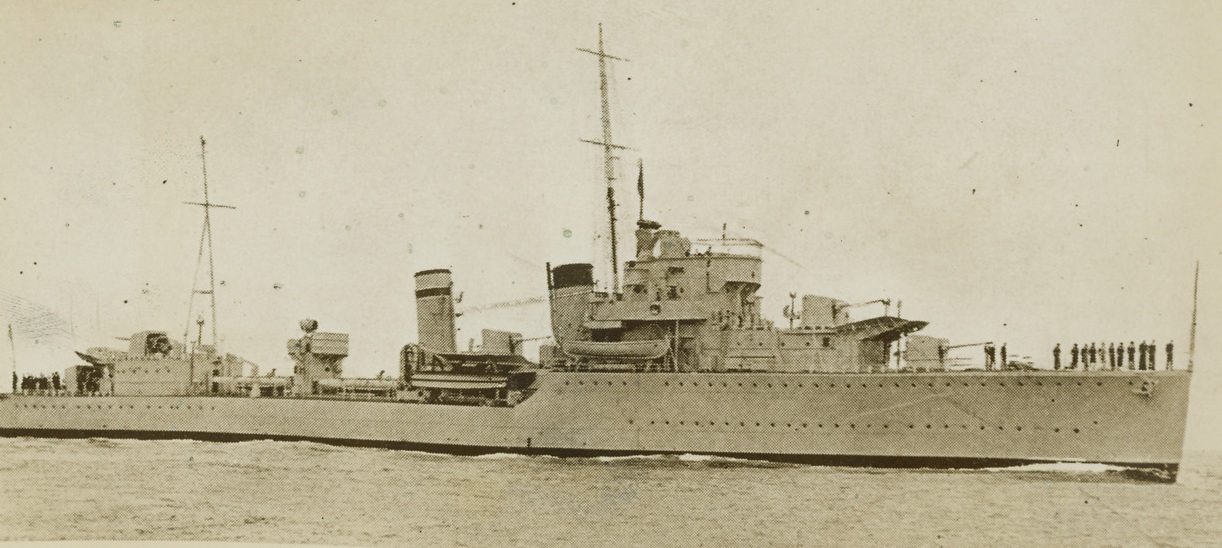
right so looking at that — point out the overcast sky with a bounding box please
[1,1,1219,448]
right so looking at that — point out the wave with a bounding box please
[981,461,1128,473]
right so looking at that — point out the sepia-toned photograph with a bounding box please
[1,1,1219,546]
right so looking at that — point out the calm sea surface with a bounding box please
[1,438,1219,547]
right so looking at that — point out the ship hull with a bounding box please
[1,370,1191,482]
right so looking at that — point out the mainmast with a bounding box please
[183,136,235,372]
[579,24,630,293]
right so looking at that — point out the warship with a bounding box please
[0,28,1195,482]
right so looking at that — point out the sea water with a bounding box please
[1,438,1219,547]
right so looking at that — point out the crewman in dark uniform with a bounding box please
[1089,343,1098,369]
[1000,344,1008,370]
[1139,341,1148,370]
[1071,343,1079,369]
[1127,342,1136,369]
[1053,343,1062,370]
[984,344,995,370]
[1167,340,1174,370]
[1149,340,1157,370]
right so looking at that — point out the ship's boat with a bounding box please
[562,339,670,360]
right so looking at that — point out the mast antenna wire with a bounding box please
[579,23,631,294]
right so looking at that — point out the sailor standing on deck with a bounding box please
[1089,343,1098,369]
[1071,343,1079,369]
[1053,343,1062,370]
[1167,340,1174,370]
[1000,344,1008,370]
[984,344,995,370]
[1127,342,1136,369]
[1108,342,1116,370]
[1150,340,1157,370]
[1139,341,1149,370]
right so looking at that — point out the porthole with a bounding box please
[802,423,808,428]
[678,382,683,386]
[850,424,855,429]
[1054,428,1061,432]
[945,382,951,387]
[980,426,986,430]
[927,383,933,388]
[770,423,775,427]
[830,383,836,388]
[1096,382,1103,386]
[834,424,840,428]
[911,383,917,387]
[1016,426,1022,431]
[908,424,914,429]
[926,424,932,429]
[1073,428,1080,433]
[787,423,792,428]
[755,422,760,427]
[782,383,788,388]
[1000,382,1005,387]
[650,421,655,425]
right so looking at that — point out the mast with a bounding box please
[579,24,630,293]
[1188,260,1199,371]
[183,136,235,386]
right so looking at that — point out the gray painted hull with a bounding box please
[1,369,1191,481]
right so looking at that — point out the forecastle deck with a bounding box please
[1,369,1191,481]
